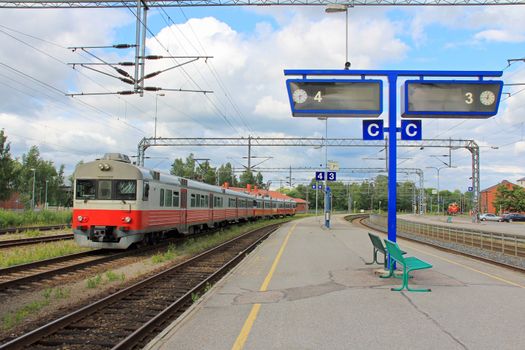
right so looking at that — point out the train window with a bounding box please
[204,195,209,208]
[165,190,173,207]
[98,180,112,200]
[173,191,179,207]
[143,182,149,201]
[115,180,136,200]
[76,180,96,200]
[190,194,196,208]
[160,189,165,207]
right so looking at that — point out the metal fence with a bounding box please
[369,214,525,259]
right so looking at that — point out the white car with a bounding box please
[479,213,503,222]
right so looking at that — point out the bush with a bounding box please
[0,209,71,228]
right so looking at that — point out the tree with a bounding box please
[494,184,525,213]
[217,162,237,187]
[0,130,16,201]
[196,160,216,185]
[239,170,255,188]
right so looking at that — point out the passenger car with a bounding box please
[501,213,525,222]
[479,213,503,222]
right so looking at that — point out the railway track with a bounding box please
[0,224,69,235]
[0,222,281,349]
[0,234,73,249]
[351,216,525,273]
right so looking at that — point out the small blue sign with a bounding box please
[315,171,325,181]
[327,171,336,181]
[318,184,323,189]
[363,120,384,140]
[468,186,473,192]
[312,184,316,190]
[401,120,422,140]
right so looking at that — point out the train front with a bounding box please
[72,153,145,249]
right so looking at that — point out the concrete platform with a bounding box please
[145,215,525,350]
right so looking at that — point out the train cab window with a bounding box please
[98,180,112,200]
[160,189,165,207]
[190,194,196,208]
[115,180,136,200]
[173,191,180,207]
[143,182,150,201]
[76,180,96,200]
[165,190,173,207]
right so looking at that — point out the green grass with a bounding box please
[2,287,71,330]
[86,274,103,289]
[105,270,125,282]
[150,217,296,265]
[0,209,71,229]
[0,241,90,268]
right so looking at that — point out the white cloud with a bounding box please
[474,30,524,43]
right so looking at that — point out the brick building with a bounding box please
[0,193,25,210]
[480,180,519,214]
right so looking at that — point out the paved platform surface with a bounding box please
[400,214,525,236]
[145,215,525,350]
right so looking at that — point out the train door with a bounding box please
[181,189,188,232]
[208,193,213,224]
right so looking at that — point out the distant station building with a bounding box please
[480,180,521,214]
[227,184,308,214]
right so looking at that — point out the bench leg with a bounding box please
[379,257,395,278]
[391,269,431,292]
[365,248,380,265]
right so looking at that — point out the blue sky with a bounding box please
[0,5,524,192]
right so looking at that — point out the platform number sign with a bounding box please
[327,172,336,181]
[315,171,325,181]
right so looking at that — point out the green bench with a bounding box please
[365,232,389,268]
[366,232,406,269]
[381,239,433,292]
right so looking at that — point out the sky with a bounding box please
[0,4,525,192]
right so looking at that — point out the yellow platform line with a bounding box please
[231,222,297,350]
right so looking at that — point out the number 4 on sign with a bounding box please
[314,91,323,102]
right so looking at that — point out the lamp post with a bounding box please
[325,4,350,68]
[30,168,36,210]
[426,165,449,214]
[318,117,330,228]
[154,93,165,143]
[45,180,49,209]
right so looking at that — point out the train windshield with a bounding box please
[76,179,137,200]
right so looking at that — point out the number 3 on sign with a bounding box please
[314,91,323,103]
[465,92,473,104]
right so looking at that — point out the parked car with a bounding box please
[479,213,503,222]
[501,213,525,222]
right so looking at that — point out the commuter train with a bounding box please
[72,153,296,249]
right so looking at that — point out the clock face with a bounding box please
[480,90,496,106]
[292,89,308,104]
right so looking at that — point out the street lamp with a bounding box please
[30,168,36,210]
[318,117,330,228]
[426,165,454,214]
[325,4,350,69]
[154,93,165,143]
[45,180,49,210]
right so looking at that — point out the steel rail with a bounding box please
[0,223,281,349]
[0,224,69,235]
[0,233,73,249]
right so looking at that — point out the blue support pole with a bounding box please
[387,74,397,242]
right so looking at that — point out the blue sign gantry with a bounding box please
[285,68,503,240]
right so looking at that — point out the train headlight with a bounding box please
[123,216,132,223]
[98,163,111,171]
[77,215,83,222]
